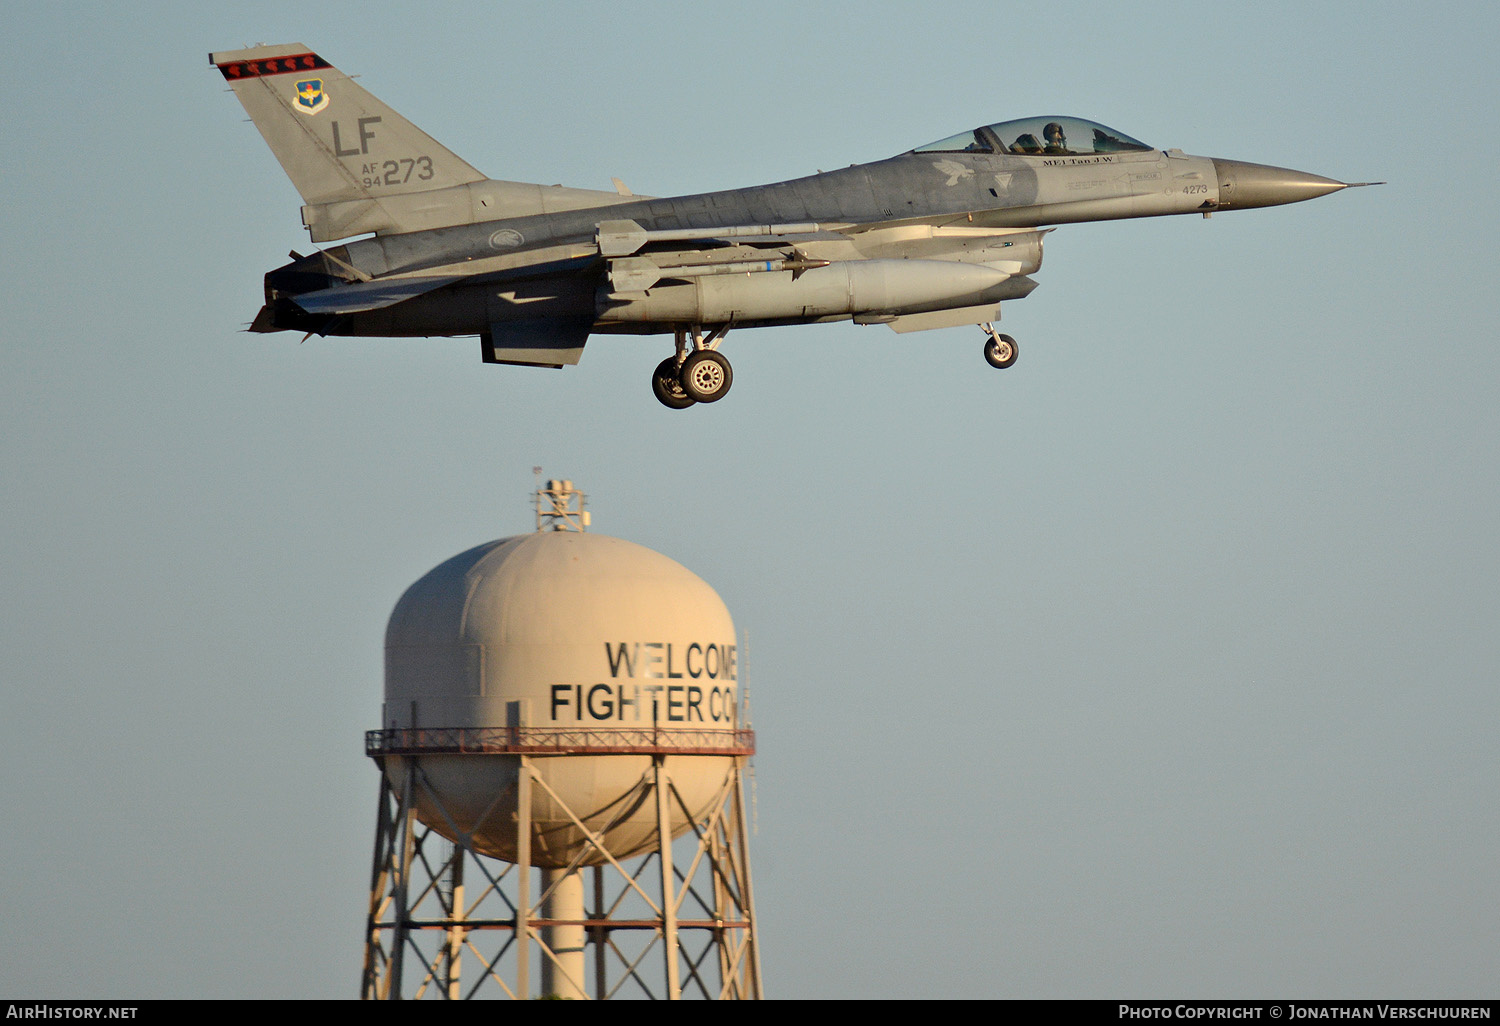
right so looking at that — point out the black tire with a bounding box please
[680,350,734,403]
[983,333,1018,369]
[652,357,695,409]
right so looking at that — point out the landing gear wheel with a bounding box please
[679,349,733,403]
[984,333,1018,369]
[652,357,696,409]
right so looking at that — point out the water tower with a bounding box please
[361,480,762,999]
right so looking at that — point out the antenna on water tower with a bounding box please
[535,477,590,533]
[361,478,762,999]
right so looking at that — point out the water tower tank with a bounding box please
[380,510,742,867]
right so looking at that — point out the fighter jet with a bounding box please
[212,43,1376,408]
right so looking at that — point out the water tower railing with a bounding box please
[365,725,755,758]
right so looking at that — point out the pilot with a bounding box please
[1043,122,1068,154]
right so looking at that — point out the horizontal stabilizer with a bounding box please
[290,275,463,315]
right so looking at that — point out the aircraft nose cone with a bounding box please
[1211,158,1349,210]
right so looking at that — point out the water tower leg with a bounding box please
[731,756,765,998]
[361,764,408,999]
[654,755,681,1000]
[515,754,532,1000]
[388,764,418,997]
[444,846,464,1000]
[592,867,607,997]
[541,869,587,999]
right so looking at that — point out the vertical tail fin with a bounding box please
[210,43,485,205]
[213,43,635,242]
[211,43,495,240]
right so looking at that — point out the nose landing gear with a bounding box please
[651,325,734,408]
[981,322,1018,369]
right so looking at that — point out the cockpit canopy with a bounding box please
[915,117,1152,157]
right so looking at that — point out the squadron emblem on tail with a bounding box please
[293,78,328,115]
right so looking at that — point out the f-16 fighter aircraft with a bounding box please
[212,43,1376,408]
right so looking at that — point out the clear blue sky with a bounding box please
[2,0,1496,999]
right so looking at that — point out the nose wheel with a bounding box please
[982,323,1018,369]
[651,325,734,408]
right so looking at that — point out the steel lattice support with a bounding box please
[360,752,762,999]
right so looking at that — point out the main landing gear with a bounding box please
[651,325,734,409]
[981,322,1018,369]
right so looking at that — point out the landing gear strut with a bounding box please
[981,322,1018,369]
[651,325,734,408]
